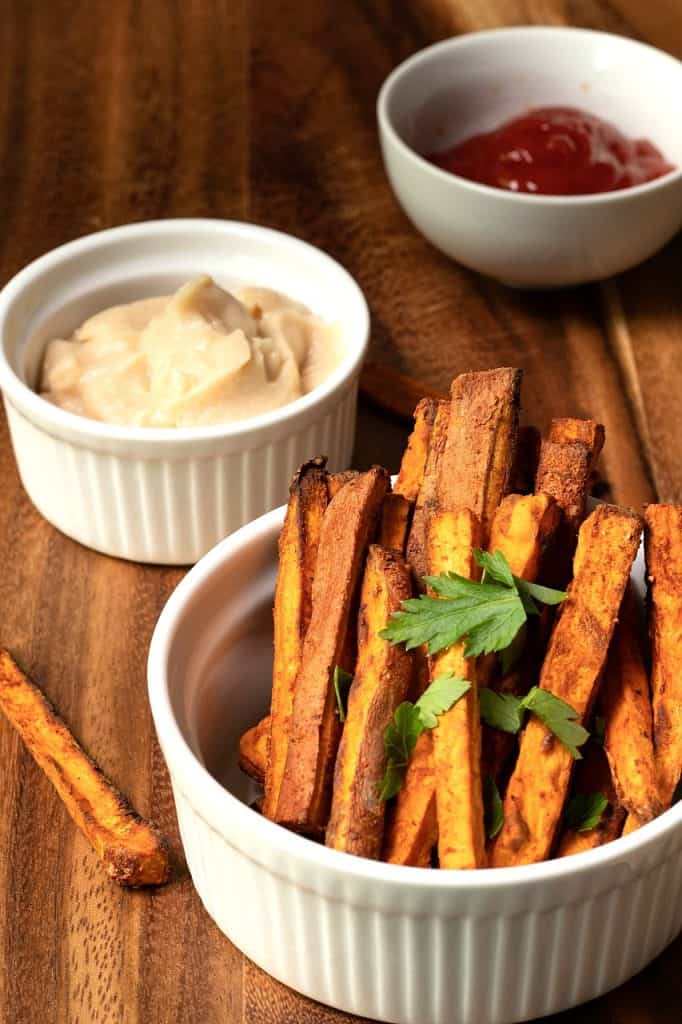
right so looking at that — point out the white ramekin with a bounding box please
[148,501,682,1024]
[0,220,368,564]
[377,27,682,288]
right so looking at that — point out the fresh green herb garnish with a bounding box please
[520,687,590,760]
[483,775,504,839]
[565,791,608,832]
[479,685,589,759]
[479,687,526,734]
[378,674,471,800]
[332,666,353,723]
[380,549,566,660]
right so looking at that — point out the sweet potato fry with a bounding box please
[379,492,412,552]
[0,649,169,887]
[406,400,450,586]
[557,741,625,858]
[488,492,560,581]
[326,547,414,858]
[276,467,390,832]
[549,418,605,473]
[535,439,591,537]
[263,458,329,820]
[439,367,521,542]
[491,504,643,867]
[428,507,487,870]
[601,585,662,829]
[239,715,270,785]
[394,398,439,502]
[383,729,437,867]
[378,398,439,554]
[645,504,682,807]
[328,470,359,500]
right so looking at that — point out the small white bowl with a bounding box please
[0,219,368,564]
[377,27,682,288]
[148,499,682,1024]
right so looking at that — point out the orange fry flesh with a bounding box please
[379,492,412,553]
[428,508,487,870]
[383,730,437,867]
[394,397,439,503]
[239,715,270,785]
[488,492,560,580]
[645,504,682,808]
[0,649,169,887]
[276,467,390,833]
[602,585,662,828]
[491,505,643,867]
[326,546,414,859]
[263,458,329,820]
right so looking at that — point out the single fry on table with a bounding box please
[0,649,169,887]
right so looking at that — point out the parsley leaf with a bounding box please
[520,687,589,759]
[415,673,472,728]
[565,791,608,832]
[378,675,471,800]
[380,550,566,660]
[483,775,504,838]
[479,688,525,734]
[332,666,353,723]
[378,702,423,800]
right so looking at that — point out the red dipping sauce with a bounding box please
[429,107,674,195]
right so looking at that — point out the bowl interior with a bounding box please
[165,499,647,820]
[1,221,368,393]
[385,29,682,169]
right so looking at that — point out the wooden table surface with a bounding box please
[0,2,680,1022]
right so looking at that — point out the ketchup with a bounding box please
[428,107,674,195]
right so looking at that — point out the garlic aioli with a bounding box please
[40,276,342,427]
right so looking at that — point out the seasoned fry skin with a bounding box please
[406,400,450,587]
[239,715,270,785]
[379,492,412,553]
[428,507,487,870]
[535,439,591,537]
[394,398,438,502]
[491,505,643,867]
[602,585,662,828]
[0,649,170,887]
[326,547,414,858]
[557,742,625,858]
[548,418,605,474]
[276,467,390,833]
[439,368,521,542]
[263,458,329,820]
[645,505,682,808]
[328,470,360,500]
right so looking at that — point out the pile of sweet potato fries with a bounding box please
[239,367,680,868]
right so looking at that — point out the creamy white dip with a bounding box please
[40,276,342,427]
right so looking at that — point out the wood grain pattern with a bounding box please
[0,0,678,1021]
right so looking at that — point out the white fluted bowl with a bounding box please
[148,501,682,1024]
[0,220,368,563]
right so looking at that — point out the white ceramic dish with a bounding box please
[0,219,368,564]
[377,27,682,288]
[148,498,682,1024]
